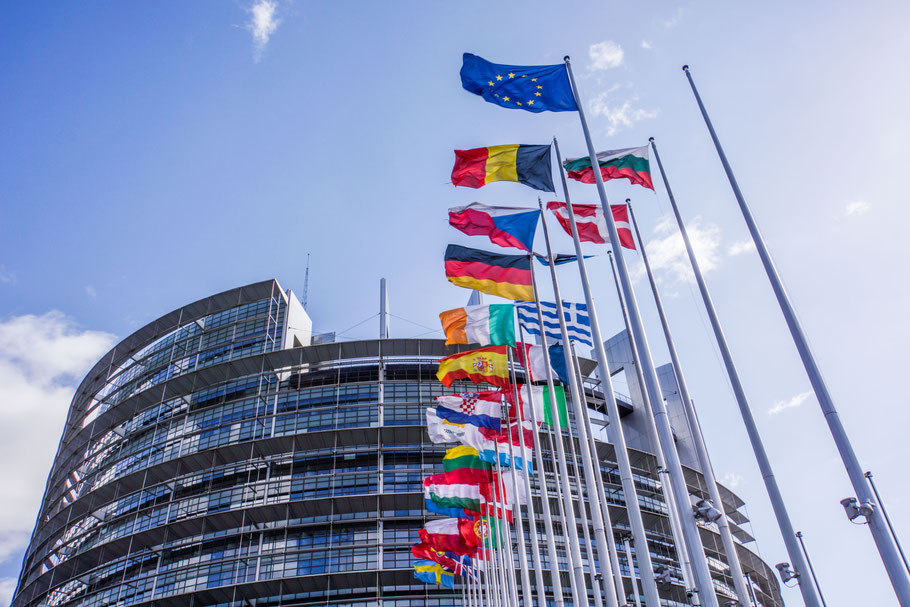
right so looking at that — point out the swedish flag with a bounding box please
[460,53,578,113]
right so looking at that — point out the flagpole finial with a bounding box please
[682,64,690,71]
[625,198,631,204]
[563,56,571,62]
[648,136,655,143]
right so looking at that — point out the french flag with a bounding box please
[449,203,540,252]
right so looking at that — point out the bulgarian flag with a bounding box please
[420,518,478,556]
[443,445,494,484]
[439,303,515,347]
[563,145,654,190]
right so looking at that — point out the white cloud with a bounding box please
[588,41,624,71]
[0,312,115,568]
[769,390,813,415]
[843,200,871,217]
[0,578,16,606]
[642,215,722,283]
[247,0,281,61]
[720,472,742,489]
[663,7,685,29]
[728,239,756,256]
[0,265,15,285]
[84,285,97,299]
[641,40,652,50]
[589,94,658,136]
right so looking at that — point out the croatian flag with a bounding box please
[515,301,593,347]
[435,391,503,432]
[449,202,540,252]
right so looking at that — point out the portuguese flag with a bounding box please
[444,244,533,302]
[443,445,494,484]
[451,144,554,192]
[563,145,654,190]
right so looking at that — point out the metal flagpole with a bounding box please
[503,352,535,607]
[682,64,910,604]
[604,248,695,593]
[569,340,626,606]
[518,322,567,607]
[626,200,753,606]
[551,137,665,607]
[795,532,829,607]
[539,198,621,607]
[492,442,520,607]
[865,471,910,574]
[508,343,552,607]
[622,535,643,607]
[529,260,590,606]
[563,55,720,607]
[648,135,821,607]
[486,498,507,607]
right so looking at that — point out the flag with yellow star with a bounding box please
[460,53,578,113]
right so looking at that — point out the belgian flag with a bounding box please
[444,245,533,301]
[451,144,553,192]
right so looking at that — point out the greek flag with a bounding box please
[514,301,592,347]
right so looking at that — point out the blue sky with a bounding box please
[2,1,909,604]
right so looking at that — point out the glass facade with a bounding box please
[12,279,782,607]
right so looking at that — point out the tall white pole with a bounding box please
[538,199,620,607]
[623,535,643,607]
[563,56,720,607]
[519,324,566,607]
[648,135,821,607]
[627,200,752,605]
[493,442,520,607]
[550,137,665,607]
[682,65,910,605]
[529,262,590,606]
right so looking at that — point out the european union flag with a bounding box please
[460,53,578,113]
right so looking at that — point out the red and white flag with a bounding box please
[546,201,636,250]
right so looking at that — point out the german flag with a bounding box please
[444,245,533,301]
[451,144,553,192]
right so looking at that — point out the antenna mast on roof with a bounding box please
[303,253,310,310]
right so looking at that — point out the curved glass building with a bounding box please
[12,279,782,607]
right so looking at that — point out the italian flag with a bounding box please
[507,384,569,428]
[439,304,515,347]
[563,145,654,190]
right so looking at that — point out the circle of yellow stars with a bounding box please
[487,71,544,107]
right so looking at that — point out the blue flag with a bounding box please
[460,53,578,113]
[515,301,593,347]
[548,344,570,385]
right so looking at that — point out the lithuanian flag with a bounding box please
[444,245,533,302]
[436,345,511,389]
[451,144,553,192]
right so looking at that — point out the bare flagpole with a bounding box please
[648,135,821,607]
[551,136,664,607]
[563,55,720,607]
[682,64,910,605]
[626,200,752,605]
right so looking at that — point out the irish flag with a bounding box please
[563,145,653,190]
[439,304,515,347]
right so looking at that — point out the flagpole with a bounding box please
[682,65,910,605]
[622,535,643,607]
[529,260,590,605]
[605,249,695,592]
[563,55,720,607]
[569,339,627,605]
[503,351,536,607]
[507,345,552,607]
[492,442,520,607]
[627,200,753,605]
[518,322,567,607]
[485,499,506,607]
[538,197,621,607]
[648,135,822,607]
[551,136,664,607]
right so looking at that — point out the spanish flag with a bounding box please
[451,144,554,192]
[436,345,511,388]
[444,245,533,301]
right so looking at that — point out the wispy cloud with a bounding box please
[721,472,742,489]
[641,40,652,50]
[843,200,871,217]
[84,285,97,299]
[641,215,722,283]
[663,7,685,29]
[0,578,16,606]
[589,93,658,136]
[246,0,281,61]
[0,312,115,570]
[769,390,813,415]
[728,240,756,256]
[588,41,624,71]
[0,265,15,285]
